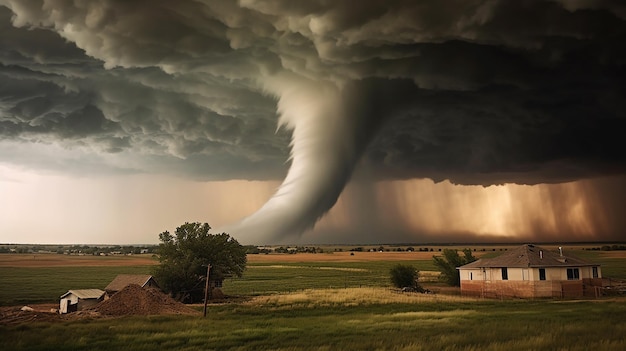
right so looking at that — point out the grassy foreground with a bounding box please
[1,249,625,350]
[1,288,625,351]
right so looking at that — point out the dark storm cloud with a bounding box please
[1,1,623,180]
[0,4,289,179]
[0,0,625,239]
[367,79,626,185]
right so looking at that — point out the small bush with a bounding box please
[389,264,419,289]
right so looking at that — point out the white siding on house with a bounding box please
[545,266,596,281]
[543,267,562,281]
[460,266,600,283]
[580,266,600,279]
[465,269,481,281]
[506,268,525,281]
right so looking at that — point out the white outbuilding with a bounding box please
[59,289,105,314]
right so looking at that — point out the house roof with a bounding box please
[60,289,105,299]
[459,244,598,269]
[105,274,157,292]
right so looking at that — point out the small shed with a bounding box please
[59,289,105,314]
[105,274,160,298]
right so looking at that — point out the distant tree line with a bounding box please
[245,246,326,254]
[0,244,156,255]
[586,245,626,251]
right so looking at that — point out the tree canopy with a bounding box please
[433,249,477,286]
[152,222,246,302]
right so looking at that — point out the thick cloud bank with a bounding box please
[1,1,625,240]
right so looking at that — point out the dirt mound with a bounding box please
[91,284,199,316]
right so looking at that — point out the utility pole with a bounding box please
[203,264,211,317]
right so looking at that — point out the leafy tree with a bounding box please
[152,222,246,302]
[433,249,477,286]
[390,264,419,289]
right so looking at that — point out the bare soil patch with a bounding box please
[0,304,99,325]
[0,254,158,267]
[0,305,63,325]
[248,252,430,263]
[247,251,487,263]
[599,251,626,258]
[1,285,200,325]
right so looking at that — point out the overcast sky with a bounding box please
[0,1,625,245]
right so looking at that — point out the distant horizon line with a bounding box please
[1,241,625,247]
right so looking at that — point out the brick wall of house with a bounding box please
[460,280,584,298]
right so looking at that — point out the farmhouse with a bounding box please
[105,274,160,298]
[458,244,602,298]
[59,289,105,314]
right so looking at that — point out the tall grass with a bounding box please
[2,289,625,351]
[244,287,472,309]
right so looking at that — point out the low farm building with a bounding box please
[458,244,602,298]
[59,289,105,314]
[105,274,159,297]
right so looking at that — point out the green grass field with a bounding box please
[0,266,153,305]
[222,260,437,296]
[0,260,437,306]
[2,291,625,351]
[1,250,624,306]
[567,251,626,279]
[0,249,625,350]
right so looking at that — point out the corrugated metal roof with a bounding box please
[105,274,157,292]
[459,244,598,269]
[60,289,105,299]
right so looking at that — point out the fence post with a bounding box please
[203,264,211,317]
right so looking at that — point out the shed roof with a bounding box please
[60,289,105,299]
[105,274,157,292]
[459,244,598,269]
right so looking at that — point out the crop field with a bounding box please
[1,248,625,305]
[0,253,158,268]
[227,252,443,296]
[1,246,625,350]
[0,254,157,306]
[0,251,445,305]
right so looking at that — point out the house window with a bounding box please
[539,268,546,281]
[592,267,598,278]
[567,268,580,280]
[501,268,508,280]
[470,272,473,280]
